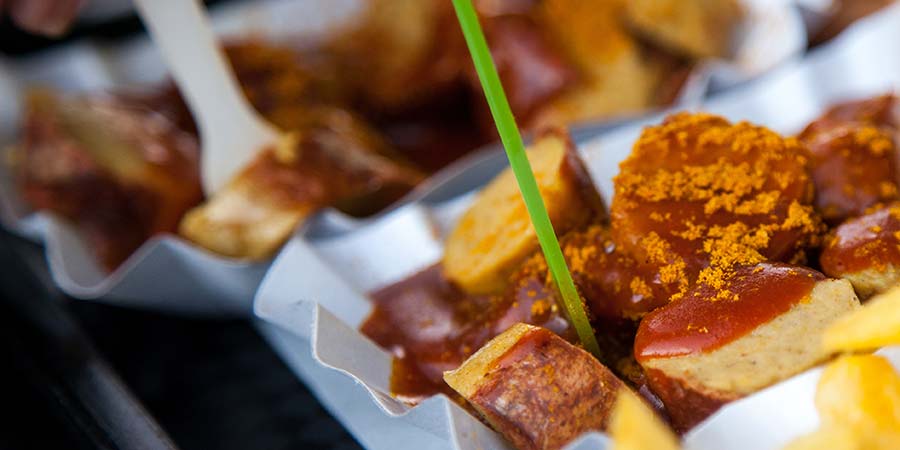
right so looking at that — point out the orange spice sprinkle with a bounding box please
[639,232,688,291]
[697,222,768,295]
[780,201,821,233]
[672,221,707,241]
[612,112,823,304]
[564,243,599,274]
[852,125,894,156]
[629,277,653,300]
[531,299,550,317]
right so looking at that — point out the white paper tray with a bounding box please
[253,4,900,450]
[0,0,804,316]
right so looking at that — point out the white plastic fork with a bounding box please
[133,0,280,195]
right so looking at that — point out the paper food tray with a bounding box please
[252,4,900,450]
[0,0,803,316]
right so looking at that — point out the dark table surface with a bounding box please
[0,229,362,450]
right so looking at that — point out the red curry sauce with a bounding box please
[634,263,823,361]
[361,264,571,402]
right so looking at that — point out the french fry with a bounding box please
[823,285,900,353]
[781,426,866,450]
[783,355,900,450]
[815,355,900,433]
[609,390,680,450]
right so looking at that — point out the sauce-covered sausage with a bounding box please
[799,95,900,224]
[611,113,823,301]
[821,203,900,299]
